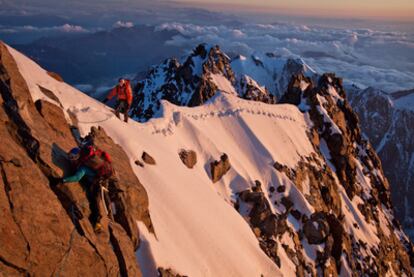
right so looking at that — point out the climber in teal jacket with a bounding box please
[61,146,114,233]
[63,165,96,183]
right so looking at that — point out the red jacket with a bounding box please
[107,80,133,105]
[78,146,113,178]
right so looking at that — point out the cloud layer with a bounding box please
[113,21,134,28]
[0,24,89,34]
[156,22,414,92]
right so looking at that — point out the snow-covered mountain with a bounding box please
[131,44,317,122]
[1,41,413,276]
[130,44,280,121]
[231,52,317,98]
[132,43,414,244]
[350,87,414,239]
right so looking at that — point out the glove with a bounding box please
[102,98,109,104]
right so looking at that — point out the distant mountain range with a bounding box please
[13,25,183,85]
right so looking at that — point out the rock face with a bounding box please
[179,149,197,169]
[210,153,231,183]
[349,87,414,238]
[230,49,414,245]
[278,72,413,276]
[130,44,275,121]
[237,183,287,267]
[0,42,151,276]
[233,72,414,276]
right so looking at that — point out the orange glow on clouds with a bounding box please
[177,0,414,20]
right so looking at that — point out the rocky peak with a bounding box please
[130,44,276,121]
[237,75,275,104]
[191,44,235,82]
[231,53,317,99]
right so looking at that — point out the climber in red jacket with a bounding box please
[103,78,133,122]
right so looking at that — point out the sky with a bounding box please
[177,0,414,21]
[1,0,413,92]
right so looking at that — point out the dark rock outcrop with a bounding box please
[179,149,197,169]
[135,160,144,167]
[237,75,275,104]
[158,267,188,277]
[303,213,330,244]
[210,153,231,183]
[238,184,284,268]
[142,151,156,165]
[279,73,313,105]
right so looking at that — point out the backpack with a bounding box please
[79,146,113,179]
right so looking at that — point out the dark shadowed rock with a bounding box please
[158,267,188,277]
[135,160,144,167]
[281,197,294,212]
[279,73,312,105]
[303,213,330,245]
[179,149,197,169]
[142,151,156,165]
[210,153,231,183]
[277,186,286,193]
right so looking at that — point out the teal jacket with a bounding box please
[63,166,96,183]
